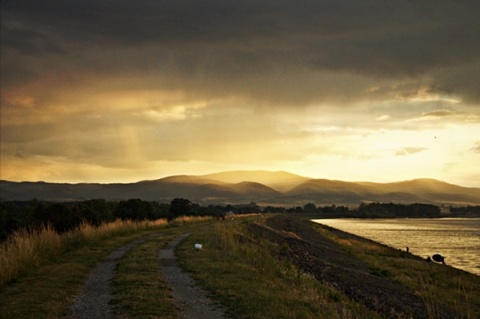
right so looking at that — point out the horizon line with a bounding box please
[1,169,477,189]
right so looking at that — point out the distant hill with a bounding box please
[1,171,479,206]
[200,170,309,192]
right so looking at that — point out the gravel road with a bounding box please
[66,239,145,319]
[66,233,227,319]
[158,233,228,319]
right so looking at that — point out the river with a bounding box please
[313,218,480,276]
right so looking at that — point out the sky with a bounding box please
[1,0,479,187]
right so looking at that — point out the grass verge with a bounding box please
[176,218,381,319]
[111,232,180,319]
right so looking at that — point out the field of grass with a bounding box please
[176,218,380,319]
[1,214,478,319]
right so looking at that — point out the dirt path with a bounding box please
[66,233,227,319]
[158,233,228,319]
[66,239,145,319]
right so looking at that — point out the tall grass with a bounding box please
[0,225,62,286]
[169,215,215,226]
[0,218,168,286]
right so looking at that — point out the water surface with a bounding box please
[313,218,480,276]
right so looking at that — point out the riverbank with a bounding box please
[179,214,480,318]
[313,217,480,276]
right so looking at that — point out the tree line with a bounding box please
[448,205,480,217]
[1,198,477,241]
[0,198,259,240]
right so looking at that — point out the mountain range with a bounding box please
[1,170,480,206]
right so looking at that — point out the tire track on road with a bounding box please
[158,233,228,319]
[66,239,144,319]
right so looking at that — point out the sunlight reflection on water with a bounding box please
[313,218,480,276]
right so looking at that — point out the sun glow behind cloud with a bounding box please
[1,0,479,187]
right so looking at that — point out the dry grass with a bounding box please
[0,219,169,286]
[0,225,63,285]
[170,215,215,226]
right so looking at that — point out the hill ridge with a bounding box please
[1,171,479,205]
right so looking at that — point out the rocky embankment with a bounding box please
[247,215,462,319]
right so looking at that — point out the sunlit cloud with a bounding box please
[395,147,427,157]
[394,87,461,104]
[1,0,479,187]
[470,142,480,154]
[375,115,390,121]
[406,109,480,124]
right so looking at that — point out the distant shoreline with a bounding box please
[311,217,480,277]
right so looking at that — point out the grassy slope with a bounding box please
[176,216,480,318]
[307,220,480,319]
[176,217,381,319]
[1,216,478,319]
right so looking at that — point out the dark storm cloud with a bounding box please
[2,0,479,104]
[5,1,477,48]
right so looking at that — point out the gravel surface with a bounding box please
[158,233,228,319]
[66,239,145,319]
[66,233,227,319]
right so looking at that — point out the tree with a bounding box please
[169,198,192,220]
[149,202,171,220]
[75,199,115,226]
[32,202,81,233]
[303,203,317,213]
[0,201,23,240]
[115,199,152,221]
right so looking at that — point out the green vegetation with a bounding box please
[0,216,212,319]
[1,211,478,319]
[0,219,168,286]
[449,205,480,217]
[0,229,159,318]
[111,216,215,319]
[356,202,441,218]
[111,232,180,319]
[0,198,250,240]
[176,218,379,319]
[2,198,479,242]
[309,221,480,319]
